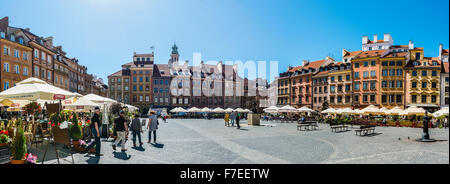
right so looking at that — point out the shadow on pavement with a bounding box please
[85,155,100,164]
[113,151,131,160]
[150,143,164,148]
[132,146,146,151]
[238,128,249,131]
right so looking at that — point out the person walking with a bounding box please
[236,112,241,129]
[230,111,236,127]
[130,114,143,147]
[147,111,159,144]
[112,111,129,152]
[224,113,230,127]
[85,107,103,157]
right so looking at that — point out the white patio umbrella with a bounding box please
[361,105,382,115]
[243,109,252,113]
[170,107,183,113]
[212,107,225,113]
[187,107,202,112]
[224,108,235,113]
[387,107,404,115]
[200,107,211,112]
[83,93,116,105]
[321,108,337,114]
[124,104,139,111]
[263,106,279,113]
[336,107,354,114]
[64,96,99,112]
[278,105,297,113]
[298,106,315,113]
[433,107,449,117]
[0,78,75,101]
[234,108,246,112]
[400,106,427,116]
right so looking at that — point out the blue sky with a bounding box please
[1,0,449,82]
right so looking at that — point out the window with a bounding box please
[389,81,395,88]
[432,71,437,76]
[396,95,402,103]
[431,95,437,103]
[345,84,350,91]
[412,82,417,88]
[397,69,402,76]
[389,95,395,103]
[13,49,19,58]
[382,70,388,76]
[338,75,342,81]
[125,86,129,91]
[139,95,143,102]
[146,96,150,102]
[0,32,4,38]
[363,82,368,90]
[389,61,395,66]
[330,97,335,103]
[345,96,351,103]
[422,71,427,76]
[331,76,335,82]
[363,71,368,78]
[133,77,137,82]
[41,52,46,61]
[354,83,360,90]
[154,88,158,93]
[354,95,359,102]
[432,61,438,66]
[354,62,360,68]
[370,81,376,90]
[382,95,387,103]
[382,81,387,88]
[3,63,9,72]
[370,95,375,102]
[337,96,342,103]
[23,67,28,76]
[397,81,402,88]
[139,85,143,91]
[133,85,137,91]
[421,95,427,103]
[412,71,417,76]
[432,82,437,88]
[412,95,417,103]
[3,82,9,90]
[397,61,402,66]
[346,75,350,80]
[422,82,427,88]
[10,35,15,42]
[363,95,368,102]
[47,71,51,80]
[117,78,121,83]
[354,72,359,78]
[389,69,395,76]
[371,61,376,66]
[363,62,368,67]
[370,70,376,77]
[14,65,19,74]
[3,46,10,55]
[382,62,388,66]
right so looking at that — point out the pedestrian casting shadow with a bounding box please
[85,155,100,164]
[150,143,164,149]
[132,146,146,151]
[113,151,131,160]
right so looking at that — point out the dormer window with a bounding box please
[137,58,140,62]
[432,61,438,66]
[10,35,15,42]
[423,62,427,66]
[0,32,5,38]
[18,38,23,44]
[413,61,419,66]
[39,40,43,45]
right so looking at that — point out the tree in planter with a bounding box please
[70,113,82,140]
[12,119,27,162]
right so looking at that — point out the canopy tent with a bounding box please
[63,96,99,112]
[83,93,116,105]
[387,106,404,115]
[224,108,234,113]
[212,107,225,113]
[400,106,427,116]
[263,106,279,113]
[200,107,211,112]
[298,106,315,113]
[187,107,202,113]
[433,107,449,117]
[0,78,75,101]
[321,108,337,114]
[278,105,297,113]
[361,105,383,115]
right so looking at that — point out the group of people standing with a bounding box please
[224,111,243,129]
[85,107,160,157]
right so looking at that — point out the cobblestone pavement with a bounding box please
[32,119,449,164]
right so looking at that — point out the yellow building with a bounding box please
[379,46,408,109]
[405,47,441,112]
[277,69,292,105]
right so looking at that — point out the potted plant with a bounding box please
[11,120,27,164]
[69,113,83,150]
[24,153,38,164]
[0,130,12,164]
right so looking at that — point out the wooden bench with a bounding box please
[355,125,376,136]
[330,123,348,133]
[297,121,318,131]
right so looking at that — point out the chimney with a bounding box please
[384,33,391,42]
[25,28,30,32]
[362,36,369,44]
[0,16,9,28]
[439,43,443,59]
[408,40,414,50]
[373,35,378,43]
[44,36,53,47]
